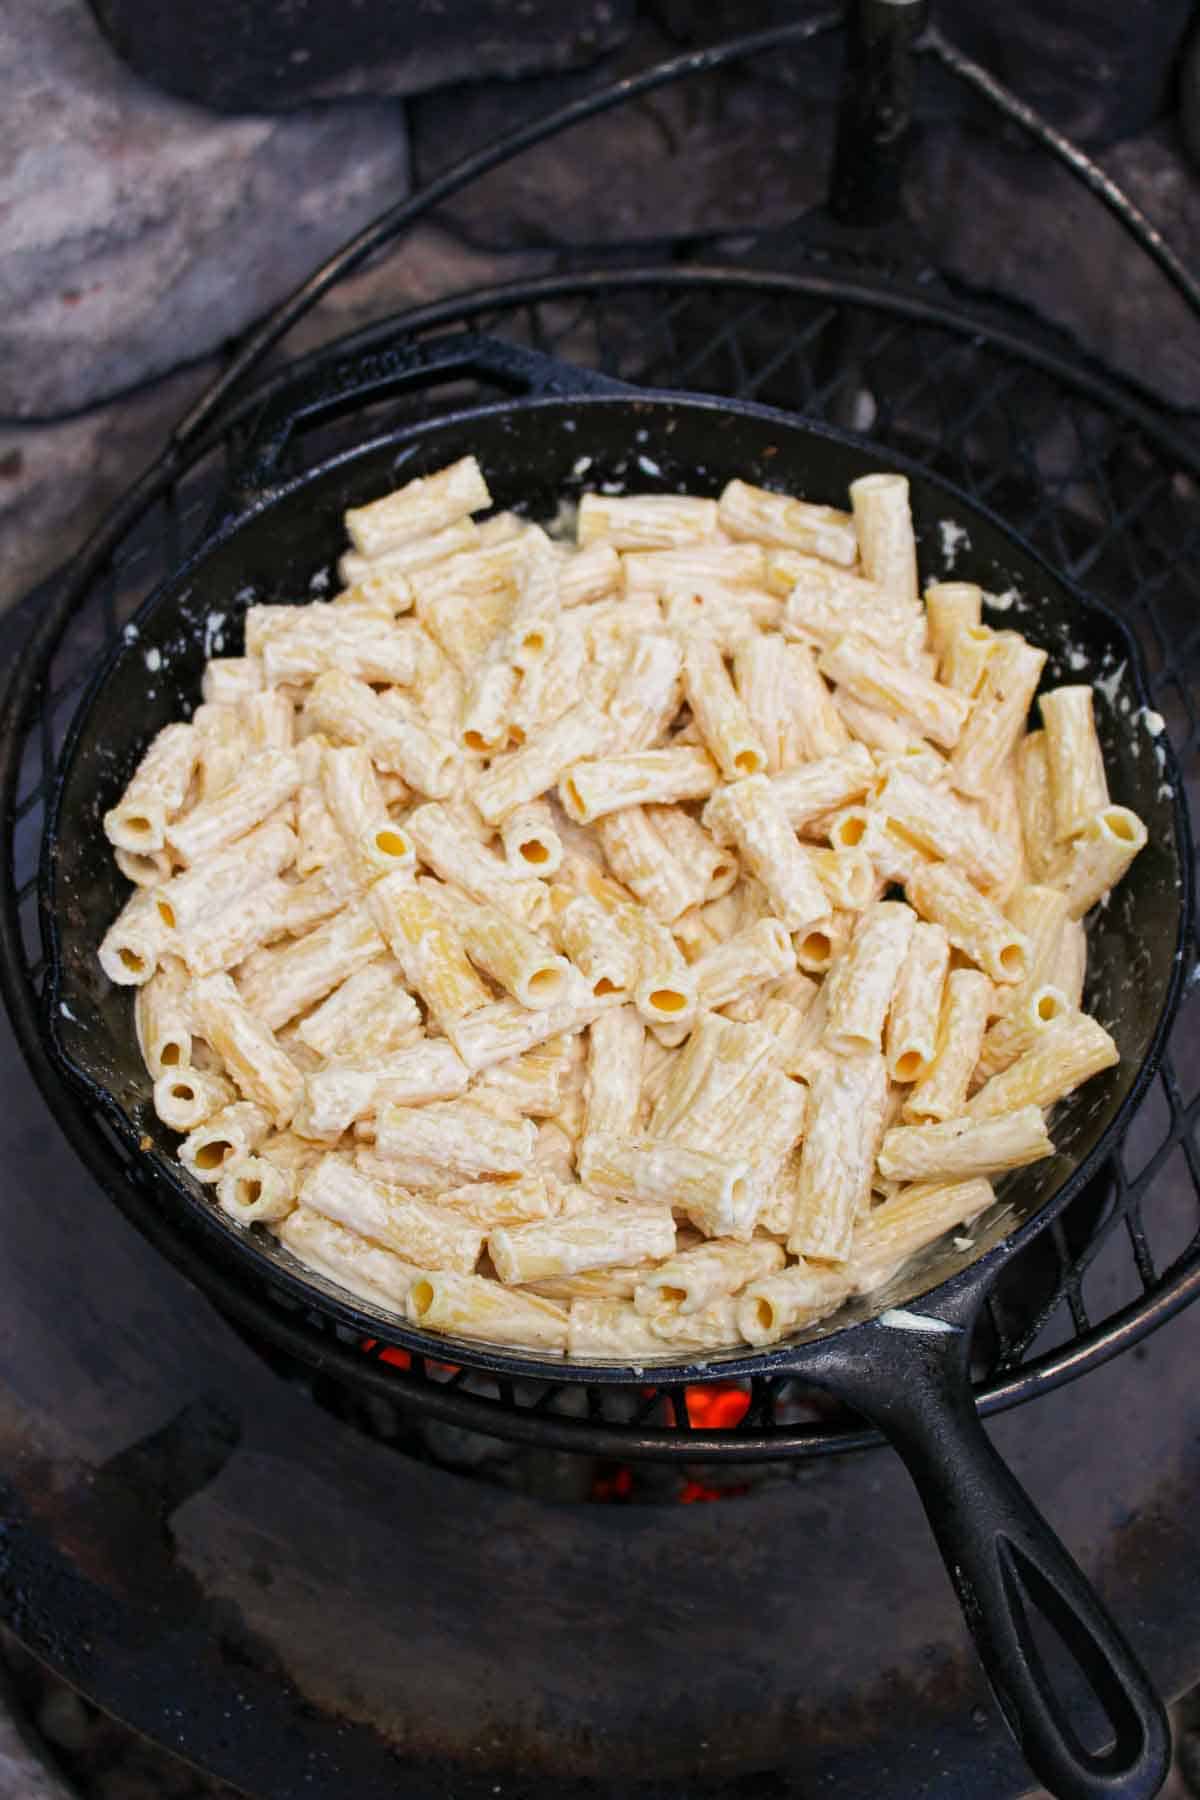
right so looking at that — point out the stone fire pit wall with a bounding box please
[2,0,1198,604]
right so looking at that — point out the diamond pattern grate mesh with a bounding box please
[5,266,1200,1453]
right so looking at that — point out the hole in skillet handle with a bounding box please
[799,1294,1171,1800]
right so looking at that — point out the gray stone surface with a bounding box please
[0,1718,75,1800]
[0,227,552,607]
[279,225,555,360]
[653,0,1193,141]
[0,1656,76,1800]
[87,0,635,113]
[906,124,1200,410]
[409,27,835,246]
[0,361,217,606]
[0,0,411,421]
[942,0,1194,147]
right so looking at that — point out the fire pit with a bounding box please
[2,8,1200,1796]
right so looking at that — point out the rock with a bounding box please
[280,225,556,360]
[651,0,1192,145]
[86,0,635,113]
[906,124,1200,409]
[0,1721,75,1800]
[409,23,835,247]
[647,0,853,105]
[943,0,1194,147]
[0,1664,76,1800]
[0,360,218,605]
[0,0,411,420]
[1,227,551,607]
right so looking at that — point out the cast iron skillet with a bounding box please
[42,333,1192,1800]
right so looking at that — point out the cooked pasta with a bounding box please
[95,454,1145,1355]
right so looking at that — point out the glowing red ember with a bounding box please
[682,1384,752,1430]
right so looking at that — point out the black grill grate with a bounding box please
[6,0,1200,1456]
[5,262,1199,1457]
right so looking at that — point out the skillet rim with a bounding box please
[39,387,1195,1385]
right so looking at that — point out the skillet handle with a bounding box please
[223,330,634,508]
[811,1314,1170,1800]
